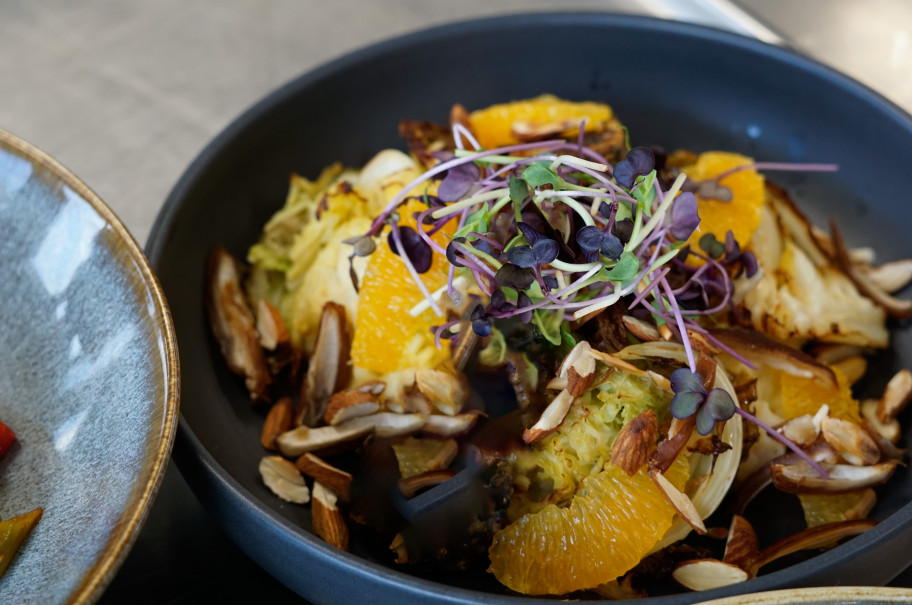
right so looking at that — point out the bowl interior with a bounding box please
[149,13,912,604]
[0,131,178,604]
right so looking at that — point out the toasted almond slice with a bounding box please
[294,453,352,498]
[686,329,722,355]
[372,412,427,438]
[821,417,880,466]
[610,410,657,476]
[723,515,759,571]
[566,365,595,397]
[298,303,352,426]
[862,399,901,443]
[778,414,818,448]
[748,519,877,576]
[770,459,898,494]
[672,559,748,591]
[588,348,645,375]
[878,369,912,423]
[207,247,271,400]
[866,258,912,293]
[398,469,457,498]
[277,415,375,457]
[557,341,593,377]
[324,391,380,426]
[261,397,294,450]
[647,370,672,392]
[389,532,408,564]
[545,376,567,390]
[812,404,830,435]
[256,298,289,350]
[650,468,706,534]
[259,456,310,504]
[421,412,479,437]
[813,343,864,365]
[523,389,574,444]
[622,315,661,342]
[846,488,878,520]
[357,380,386,396]
[414,369,469,416]
[860,417,906,460]
[312,481,349,551]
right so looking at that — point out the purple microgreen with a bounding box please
[670,368,705,394]
[388,225,432,273]
[577,225,623,260]
[438,161,480,202]
[670,390,704,418]
[705,388,736,423]
[669,191,701,241]
[532,238,559,265]
[506,245,536,268]
[522,163,563,190]
[389,223,442,317]
[614,147,655,189]
[669,368,736,436]
[343,234,377,257]
[612,218,634,244]
[699,233,726,259]
[516,292,533,323]
[487,289,514,314]
[516,221,545,246]
[695,404,716,435]
[542,275,559,291]
[445,237,467,268]
[495,263,535,291]
[470,303,492,337]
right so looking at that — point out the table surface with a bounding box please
[3,1,912,602]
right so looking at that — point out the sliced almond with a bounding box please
[672,559,748,591]
[862,398,901,443]
[356,380,386,396]
[821,417,880,466]
[861,417,906,460]
[770,459,898,494]
[523,389,574,444]
[565,366,595,398]
[259,456,310,504]
[294,453,352,498]
[878,369,912,423]
[277,415,375,457]
[312,481,349,551]
[650,468,706,534]
[421,412,480,437]
[557,340,593,377]
[686,329,722,355]
[298,302,352,426]
[206,247,271,400]
[748,518,877,576]
[650,415,696,474]
[545,375,567,390]
[723,515,759,571]
[398,469,458,498]
[778,414,818,447]
[623,315,661,342]
[414,369,469,416]
[372,412,427,438]
[260,397,294,450]
[389,532,408,564]
[610,410,657,476]
[813,344,864,365]
[256,298,289,350]
[866,258,912,293]
[324,390,380,426]
[588,348,645,375]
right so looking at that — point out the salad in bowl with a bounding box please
[206,95,912,597]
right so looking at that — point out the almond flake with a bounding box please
[260,397,294,450]
[672,559,748,591]
[610,410,657,476]
[312,481,349,551]
[878,369,912,423]
[259,456,310,504]
[820,417,880,466]
[421,412,479,437]
[862,399,901,443]
[523,389,574,444]
[650,468,706,534]
[324,390,380,426]
[294,453,352,498]
[723,515,759,571]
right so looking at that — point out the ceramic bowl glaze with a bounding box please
[147,13,912,605]
[0,128,178,603]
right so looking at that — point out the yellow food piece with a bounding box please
[350,199,455,374]
[489,458,689,595]
[392,437,455,478]
[683,151,765,251]
[780,366,860,423]
[0,508,42,577]
[468,94,612,149]
[799,490,875,528]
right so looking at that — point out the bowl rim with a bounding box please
[147,11,912,604]
[0,127,181,605]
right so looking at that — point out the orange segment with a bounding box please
[780,366,860,423]
[468,94,612,149]
[683,151,765,251]
[350,199,454,374]
[488,458,689,595]
[799,490,875,528]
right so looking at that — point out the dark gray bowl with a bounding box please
[146,12,912,605]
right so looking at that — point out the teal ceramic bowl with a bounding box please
[0,128,179,604]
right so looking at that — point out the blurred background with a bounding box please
[2,1,910,602]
